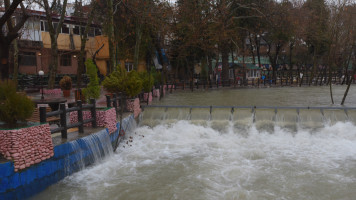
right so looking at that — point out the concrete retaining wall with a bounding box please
[0,114,135,200]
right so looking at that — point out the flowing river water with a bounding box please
[33,86,356,200]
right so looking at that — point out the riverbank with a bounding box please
[0,114,136,200]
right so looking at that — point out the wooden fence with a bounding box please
[39,99,97,138]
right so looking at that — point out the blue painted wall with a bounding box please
[0,115,134,200]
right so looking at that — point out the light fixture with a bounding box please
[38,52,42,56]
[38,70,44,100]
[73,55,77,58]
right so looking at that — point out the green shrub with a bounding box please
[59,75,72,90]
[151,68,162,86]
[0,80,34,128]
[103,67,143,98]
[82,59,100,101]
[125,70,143,98]
[102,65,127,94]
[139,71,154,93]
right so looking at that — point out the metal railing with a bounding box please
[14,74,89,90]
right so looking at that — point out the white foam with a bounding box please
[33,121,356,200]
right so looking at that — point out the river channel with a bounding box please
[33,86,356,200]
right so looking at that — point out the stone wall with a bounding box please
[69,108,117,134]
[153,89,160,98]
[126,98,141,118]
[143,92,153,103]
[0,124,54,172]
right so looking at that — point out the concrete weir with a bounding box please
[0,115,136,200]
[140,105,356,130]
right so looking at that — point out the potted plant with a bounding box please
[125,70,143,99]
[140,71,154,93]
[59,76,72,97]
[0,80,34,128]
[102,68,143,115]
[124,70,143,117]
[82,59,100,102]
[103,67,143,98]
[0,80,55,171]
[102,65,127,95]
[151,69,162,89]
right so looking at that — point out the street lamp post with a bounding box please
[37,52,41,73]
[38,70,44,100]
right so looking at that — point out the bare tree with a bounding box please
[0,0,29,80]
[35,0,68,88]
[340,2,356,105]
[73,0,98,88]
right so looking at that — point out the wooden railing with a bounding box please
[39,99,97,138]
[106,93,124,118]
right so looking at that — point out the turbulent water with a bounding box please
[32,86,356,200]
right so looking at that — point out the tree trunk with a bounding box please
[107,0,115,73]
[13,39,19,87]
[289,43,294,85]
[191,59,194,91]
[48,41,59,89]
[242,48,246,86]
[76,1,97,88]
[0,41,10,80]
[248,33,255,65]
[221,41,229,85]
[134,22,142,71]
[255,35,261,70]
[309,47,318,86]
[77,47,86,89]
[324,41,334,104]
[341,68,355,105]
[341,45,355,105]
[43,0,68,89]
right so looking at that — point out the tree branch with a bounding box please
[11,2,29,34]
[93,44,105,61]
[0,0,23,27]
[50,0,57,10]
[56,0,68,36]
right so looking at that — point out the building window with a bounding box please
[19,52,37,66]
[125,62,134,72]
[60,54,71,66]
[61,24,69,34]
[95,28,102,36]
[24,20,33,29]
[40,21,49,32]
[73,25,80,35]
[88,27,95,37]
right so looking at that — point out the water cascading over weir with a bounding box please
[140,105,356,131]
[26,108,356,200]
